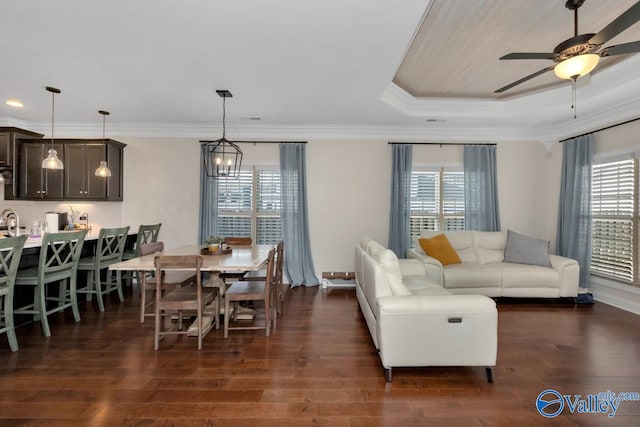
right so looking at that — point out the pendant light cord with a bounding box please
[222,95,226,140]
[51,90,55,147]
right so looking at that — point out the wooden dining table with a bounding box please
[109,244,273,276]
[109,244,273,332]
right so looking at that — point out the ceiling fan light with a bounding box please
[554,54,600,79]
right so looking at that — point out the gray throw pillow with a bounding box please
[504,230,551,267]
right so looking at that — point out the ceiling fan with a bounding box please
[495,0,640,93]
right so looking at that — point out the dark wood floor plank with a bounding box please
[0,285,639,424]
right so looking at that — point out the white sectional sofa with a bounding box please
[407,230,580,299]
[355,237,498,383]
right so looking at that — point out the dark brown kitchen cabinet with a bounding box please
[17,138,125,201]
[62,139,124,201]
[0,127,44,200]
[19,142,65,199]
[64,143,107,199]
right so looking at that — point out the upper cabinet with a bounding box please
[19,142,64,199]
[0,127,44,200]
[12,138,125,201]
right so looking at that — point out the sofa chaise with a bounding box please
[355,236,498,382]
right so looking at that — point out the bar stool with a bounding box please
[14,230,87,337]
[122,223,161,286]
[76,226,130,312]
[0,235,28,352]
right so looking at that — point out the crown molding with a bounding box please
[4,55,640,143]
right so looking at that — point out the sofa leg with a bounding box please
[486,366,494,383]
[384,367,393,383]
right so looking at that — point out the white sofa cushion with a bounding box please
[442,263,503,290]
[377,249,412,296]
[474,231,507,264]
[500,262,559,289]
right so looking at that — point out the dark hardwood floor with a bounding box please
[1,284,639,426]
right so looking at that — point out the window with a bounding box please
[217,166,282,245]
[591,158,637,285]
[409,168,465,246]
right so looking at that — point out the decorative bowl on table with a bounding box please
[200,246,232,256]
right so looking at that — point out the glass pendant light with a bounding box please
[95,110,112,177]
[42,86,64,170]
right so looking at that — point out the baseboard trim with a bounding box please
[590,276,640,315]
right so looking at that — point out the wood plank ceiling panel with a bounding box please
[393,0,640,99]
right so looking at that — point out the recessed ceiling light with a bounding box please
[5,99,24,108]
[240,116,262,121]
[425,118,447,123]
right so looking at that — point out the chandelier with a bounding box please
[200,90,243,179]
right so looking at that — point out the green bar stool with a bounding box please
[14,230,87,337]
[0,235,28,352]
[76,226,131,312]
[122,223,161,286]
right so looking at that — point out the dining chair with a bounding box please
[0,235,28,352]
[14,230,87,337]
[154,255,217,350]
[76,226,130,312]
[122,223,161,286]
[138,241,197,324]
[244,241,285,314]
[224,247,276,338]
[224,236,252,246]
[219,236,253,284]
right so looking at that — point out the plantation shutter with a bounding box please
[443,171,465,230]
[256,170,282,244]
[591,159,634,283]
[216,170,253,238]
[410,171,439,243]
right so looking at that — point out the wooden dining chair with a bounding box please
[14,230,87,337]
[76,226,130,312]
[138,242,197,324]
[122,223,161,286]
[0,235,28,352]
[154,255,217,350]
[219,237,253,284]
[224,247,276,338]
[245,241,285,314]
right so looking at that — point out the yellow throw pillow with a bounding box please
[419,234,462,266]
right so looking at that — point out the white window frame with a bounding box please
[217,164,282,245]
[591,155,638,286]
[409,164,464,246]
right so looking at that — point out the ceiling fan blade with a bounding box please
[589,0,640,46]
[600,40,640,56]
[500,53,556,60]
[494,66,555,93]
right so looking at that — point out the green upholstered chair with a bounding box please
[122,223,161,286]
[14,230,87,337]
[76,226,130,312]
[0,235,28,352]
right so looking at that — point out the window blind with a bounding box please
[591,159,635,283]
[216,167,282,244]
[409,169,465,246]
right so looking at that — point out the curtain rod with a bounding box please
[559,116,640,143]
[199,140,306,144]
[388,142,496,146]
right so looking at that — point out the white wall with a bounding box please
[1,135,563,279]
